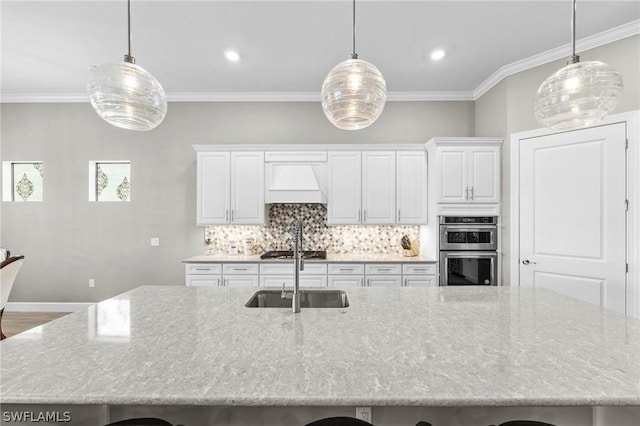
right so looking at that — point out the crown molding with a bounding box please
[473,19,640,100]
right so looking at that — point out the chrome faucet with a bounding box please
[292,219,304,313]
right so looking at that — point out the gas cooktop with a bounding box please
[260,250,327,260]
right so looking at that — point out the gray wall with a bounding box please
[475,34,640,285]
[1,101,474,302]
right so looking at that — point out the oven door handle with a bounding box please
[442,225,496,231]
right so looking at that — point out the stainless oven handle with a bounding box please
[441,225,497,230]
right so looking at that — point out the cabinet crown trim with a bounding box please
[193,144,427,152]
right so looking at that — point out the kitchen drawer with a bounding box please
[186,275,221,287]
[328,275,364,288]
[260,263,327,275]
[222,263,259,275]
[402,263,437,275]
[185,263,222,275]
[365,264,402,275]
[260,275,328,288]
[328,263,365,275]
[366,276,402,287]
[403,276,438,287]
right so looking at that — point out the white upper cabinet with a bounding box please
[327,151,362,224]
[328,151,397,225]
[396,151,427,224]
[230,152,265,224]
[430,139,501,205]
[196,151,264,225]
[362,151,396,224]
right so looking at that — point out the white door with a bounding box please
[197,152,230,224]
[468,146,500,203]
[230,152,264,224]
[396,151,428,224]
[437,146,468,203]
[519,123,627,313]
[362,151,396,224]
[327,151,361,224]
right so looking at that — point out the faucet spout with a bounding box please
[292,219,303,313]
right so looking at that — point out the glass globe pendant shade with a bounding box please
[321,58,387,130]
[533,60,623,131]
[87,61,167,131]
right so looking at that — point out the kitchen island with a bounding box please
[1,286,639,425]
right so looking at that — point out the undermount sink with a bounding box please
[245,290,350,308]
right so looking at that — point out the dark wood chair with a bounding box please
[1,254,25,340]
[305,417,374,426]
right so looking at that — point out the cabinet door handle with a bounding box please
[225,209,229,221]
[216,278,221,286]
[360,278,364,286]
[363,210,367,222]
[358,209,361,222]
[465,187,469,200]
[403,278,408,287]
[470,187,474,200]
[397,209,401,221]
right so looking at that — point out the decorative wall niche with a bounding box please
[1,161,44,202]
[89,161,131,202]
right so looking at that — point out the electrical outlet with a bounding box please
[89,279,95,288]
[355,407,371,422]
[150,238,160,247]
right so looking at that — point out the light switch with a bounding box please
[150,238,160,247]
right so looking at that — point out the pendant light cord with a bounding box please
[125,0,135,63]
[569,0,579,64]
[350,0,358,59]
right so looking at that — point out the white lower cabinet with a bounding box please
[327,263,365,288]
[185,261,437,289]
[185,263,259,287]
[259,263,328,288]
[365,263,402,287]
[402,263,438,287]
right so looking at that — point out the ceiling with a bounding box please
[2,0,639,102]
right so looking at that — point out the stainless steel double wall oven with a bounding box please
[439,216,498,286]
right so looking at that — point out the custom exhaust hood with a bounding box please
[266,163,327,204]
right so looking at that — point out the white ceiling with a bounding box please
[2,0,639,102]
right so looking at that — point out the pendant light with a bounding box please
[321,0,387,130]
[87,0,167,131]
[533,0,623,131]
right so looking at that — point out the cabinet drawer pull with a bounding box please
[339,268,355,272]
[195,268,212,271]
[412,268,428,272]
[231,268,248,271]
[376,268,392,271]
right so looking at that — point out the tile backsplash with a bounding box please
[204,204,420,255]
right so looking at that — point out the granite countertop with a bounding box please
[183,253,438,263]
[2,286,639,407]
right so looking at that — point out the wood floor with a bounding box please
[1,312,70,338]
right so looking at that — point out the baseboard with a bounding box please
[5,302,93,312]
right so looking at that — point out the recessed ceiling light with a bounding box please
[430,49,446,61]
[224,50,240,62]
